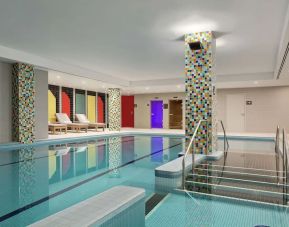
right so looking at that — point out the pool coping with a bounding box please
[0,131,275,151]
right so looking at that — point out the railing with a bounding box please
[220,120,229,152]
[182,120,208,189]
[275,126,280,184]
[282,129,288,205]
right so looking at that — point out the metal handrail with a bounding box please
[182,119,208,189]
[275,126,280,184]
[220,120,229,152]
[282,129,288,205]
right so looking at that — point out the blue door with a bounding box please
[151,100,163,128]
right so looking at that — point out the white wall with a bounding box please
[134,93,185,129]
[0,62,12,143]
[35,69,48,140]
[0,64,48,143]
[134,86,289,133]
[217,86,289,133]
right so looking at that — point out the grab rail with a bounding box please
[182,120,208,189]
[282,129,288,205]
[220,120,229,152]
[275,126,280,184]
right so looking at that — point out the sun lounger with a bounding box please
[56,113,88,132]
[75,114,106,131]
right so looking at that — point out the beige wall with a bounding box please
[35,69,48,140]
[217,86,289,133]
[134,86,289,133]
[0,62,12,143]
[134,93,185,129]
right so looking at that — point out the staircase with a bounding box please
[182,124,289,206]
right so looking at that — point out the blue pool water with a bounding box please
[0,135,184,226]
[0,134,283,227]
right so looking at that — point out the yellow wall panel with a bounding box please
[48,90,57,122]
[87,95,96,123]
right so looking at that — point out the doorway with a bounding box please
[169,100,183,129]
[151,100,163,128]
[226,94,246,132]
[121,96,134,127]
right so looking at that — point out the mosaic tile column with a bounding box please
[12,63,35,143]
[108,88,121,131]
[185,31,217,154]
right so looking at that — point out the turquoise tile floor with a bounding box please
[146,192,289,227]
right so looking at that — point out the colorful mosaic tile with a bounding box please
[12,63,35,144]
[108,88,121,131]
[185,31,217,153]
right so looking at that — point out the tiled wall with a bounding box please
[185,31,217,153]
[108,88,121,131]
[12,63,35,143]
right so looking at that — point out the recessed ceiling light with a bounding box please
[171,19,217,35]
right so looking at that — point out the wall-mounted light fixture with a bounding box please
[188,41,203,51]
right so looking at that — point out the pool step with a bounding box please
[187,173,288,192]
[192,167,284,184]
[197,163,283,176]
[185,180,287,205]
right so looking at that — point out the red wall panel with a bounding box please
[62,91,71,118]
[98,96,104,123]
[121,96,134,127]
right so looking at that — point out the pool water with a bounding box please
[219,138,275,154]
[0,135,184,226]
[0,134,282,227]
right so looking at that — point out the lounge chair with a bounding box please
[75,114,106,131]
[48,121,67,134]
[56,113,88,132]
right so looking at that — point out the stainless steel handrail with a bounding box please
[182,119,208,189]
[220,120,229,152]
[282,129,288,205]
[275,126,280,184]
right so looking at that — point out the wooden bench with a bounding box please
[29,186,145,227]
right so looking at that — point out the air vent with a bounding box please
[277,42,289,79]
[188,41,203,51]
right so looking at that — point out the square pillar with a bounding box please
[108,88,121,131]
[185,31,217,153]
[12,63,35,143]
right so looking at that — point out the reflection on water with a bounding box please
[108,137,122,178]
[0,135,184,226]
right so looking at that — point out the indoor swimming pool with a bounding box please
[0,134,286,227]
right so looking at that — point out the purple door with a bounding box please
[151,100,163,128]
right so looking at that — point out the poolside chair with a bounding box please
[56,113,88,132]
[75,114,106,131]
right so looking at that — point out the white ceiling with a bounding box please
[0,0,289,91]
